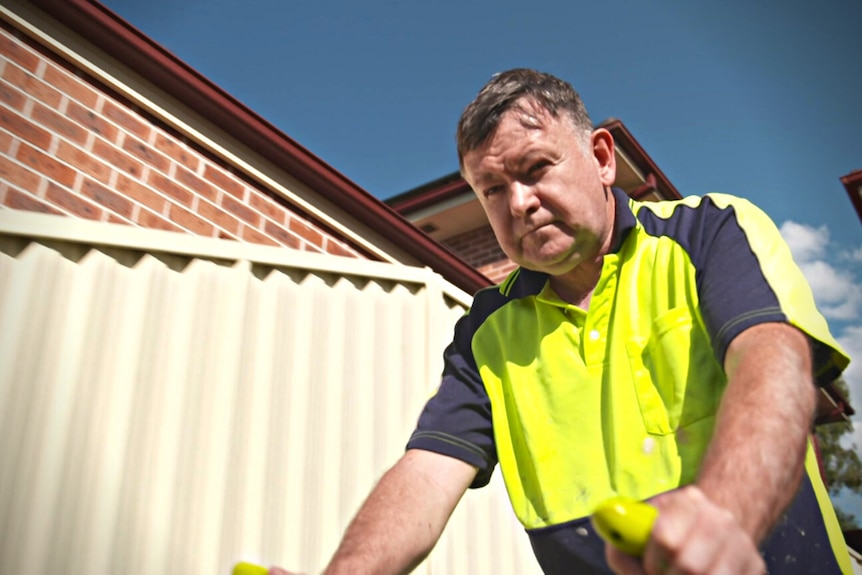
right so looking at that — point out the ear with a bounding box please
[590,128,616,187]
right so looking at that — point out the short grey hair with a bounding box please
[456,68,593,167]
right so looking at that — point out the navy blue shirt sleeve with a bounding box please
[406,311,498,488]
[637,196,786,365]
[636,194,842,384]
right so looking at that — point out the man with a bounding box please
[275,69,852,574]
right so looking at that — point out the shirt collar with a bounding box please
[609,186,637,254]
[502,187,637,297]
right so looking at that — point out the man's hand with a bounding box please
[263,450,476,575]
[608,322,815,574]
[327,449,476,574]
[605,486,764,574]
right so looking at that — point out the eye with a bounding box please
[483,185,503,198]
[529,160,550,174]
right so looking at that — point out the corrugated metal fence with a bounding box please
[0,211,540,574]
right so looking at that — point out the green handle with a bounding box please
[233,562,268,575]
[591,496,658,557]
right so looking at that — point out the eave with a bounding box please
[22,0,491,295]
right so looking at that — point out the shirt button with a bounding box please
[589,329,600,341]
[642,437,656,455]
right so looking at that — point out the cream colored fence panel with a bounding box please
[0,211,541,575]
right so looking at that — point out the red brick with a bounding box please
[3,186,63,214]
[203,164,244,199]
[115,173,166,213]
[107,214,130,225]
[196,198,240,234]
[326,240,359,259]
[66,100,119,142]
[31,102,87,145]
[0,130,12,154]
[2,63,62,108]
[0,31,40,73]
[81,177,133,218]
[45,181,102,220]
[221,193,258,226]
[288,217,324,248]
[167,202,215,236]
[0,107,52,149]
[103,99,151,140]
[153,133,199,172]
[175,165,217,201]
[249,191,286,222]
[136,207,182,232]
[263,220,300,249]
[92,138,145,178]
[0,79,26,110]
[16,142,76,187]
[240,224,278,246]
[122,134,170,173]
[0,152,41,191]
[148,170,192,206]
[54,140,110,183]
[42,64,99,108]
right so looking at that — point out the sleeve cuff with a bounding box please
[406,431,496,488]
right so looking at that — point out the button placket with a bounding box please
[583,256,617,365]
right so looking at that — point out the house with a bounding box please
[0,1,542,573]
[0,0,856,572]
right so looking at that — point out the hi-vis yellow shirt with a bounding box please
[407,189,851,574]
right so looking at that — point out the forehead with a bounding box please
[464,107,572,173]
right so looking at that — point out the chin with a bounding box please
[519,260,574,276]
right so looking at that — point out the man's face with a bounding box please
[462,103,617,277]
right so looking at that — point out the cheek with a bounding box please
[483,204,510,229]
[489,219,515,247]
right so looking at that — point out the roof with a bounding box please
[598,118,682,201]
[840,169,862,223]
[23,0,491,295]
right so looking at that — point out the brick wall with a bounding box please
[0,23,362,259]
[443,225,517,284]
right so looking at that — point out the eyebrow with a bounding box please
[470,172,496,190]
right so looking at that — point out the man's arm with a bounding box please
[322,448,477,575]
[696,321,816,539]
[608,321,817,574]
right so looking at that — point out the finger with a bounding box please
[606,544,647,575]
[663,505,732,574]
[643,509,696,573]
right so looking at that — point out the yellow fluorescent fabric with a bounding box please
[473,194,848,530]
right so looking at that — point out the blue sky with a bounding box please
[102,0,862,519]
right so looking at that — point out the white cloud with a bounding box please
[782,222,862,520]
[779,220,829,262]
[845,246,862,263]
[778,222,862,415]
[779,221,862,321]
[837,325,862,421]
[798,261,862,320]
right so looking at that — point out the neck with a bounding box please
[548,186,617,308]
[549,259,603,308]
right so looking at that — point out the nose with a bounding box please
[509,181,540,217]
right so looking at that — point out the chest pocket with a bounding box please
[626,307,725,435]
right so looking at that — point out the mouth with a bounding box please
[520,220,558,239]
